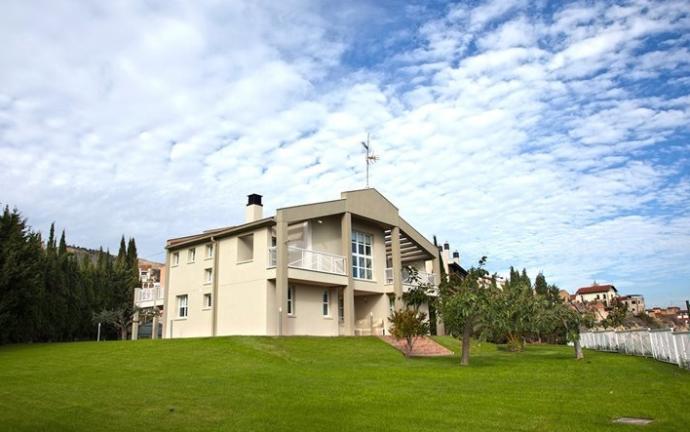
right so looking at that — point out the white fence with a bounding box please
[267,246,346,275]
[580,329,690,370]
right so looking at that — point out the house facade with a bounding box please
[574,284,618,306]
[163,188,441,338]
[619,294,645,315]
[132,259,166,339]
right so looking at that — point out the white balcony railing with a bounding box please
[384,268,438,287]
[268,246,346,275]
[134,285,164,306]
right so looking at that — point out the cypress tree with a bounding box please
[534,272,548,296]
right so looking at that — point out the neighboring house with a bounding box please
[163,188,441,338]
[574,284,618,306]
[441,242,505,288]
[619,294,645,315]
[132,259,166,339]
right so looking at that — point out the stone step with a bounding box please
[379,336,454,357]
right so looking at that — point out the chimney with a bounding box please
[441,241,451,274]
[245,194,263,223]
[452,250,460,265]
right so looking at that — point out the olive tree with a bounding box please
[438,257,493,366]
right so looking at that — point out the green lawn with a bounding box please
[1,336,688,431]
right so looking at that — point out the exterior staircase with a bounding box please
[379,336,454,357]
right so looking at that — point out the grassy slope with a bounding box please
[0,336,688,432]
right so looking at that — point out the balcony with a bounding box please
[385,268,438,288]
[268,246,346,276]
[134,285,164,308]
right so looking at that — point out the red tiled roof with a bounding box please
[575,284,616,295]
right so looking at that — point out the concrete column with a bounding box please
[431,251,445,335]
[152,314,159,340]
[162,251,171,339]
[131,313,139,340]
[391,225,403,310]
[341,212,355,335]
[276,214,289,336]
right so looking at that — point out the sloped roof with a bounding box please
[576,284,617,295]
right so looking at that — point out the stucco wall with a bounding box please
[216,227,271,335]
[310,215,341,255]
[165,243,214,338]
[286,284,339,336]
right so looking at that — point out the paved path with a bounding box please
[380,336,454,357]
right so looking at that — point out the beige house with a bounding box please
[619,294,645,315]
[163,188,441,338]
[575,284,618,306]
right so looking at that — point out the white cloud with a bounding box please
[0,0,689,306]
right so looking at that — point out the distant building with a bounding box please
[619,294,645,315]
[574,284,618,307]
[132,258,166,339]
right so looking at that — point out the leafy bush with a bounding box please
[389,309,429,356]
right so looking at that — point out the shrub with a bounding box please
[389,309,429,356]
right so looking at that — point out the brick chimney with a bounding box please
[245,194,263,223]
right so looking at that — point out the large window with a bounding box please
[177,295,188,318]
[322,289,330,317]
[352,231,373,280]
[287,285,295,316]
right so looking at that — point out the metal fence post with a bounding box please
[671,330,682,367]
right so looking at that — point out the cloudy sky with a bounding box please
[1,0,689,306]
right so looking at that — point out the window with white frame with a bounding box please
[188,248,196,263]
[287,285,295,316]
[206,243,213,258]
[322,289,330,316]
[172,252,179,266]
[351,231,373,280]
[203,293,212,308]
[204,268,213,284]
[177,295,188,318]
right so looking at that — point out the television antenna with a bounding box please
[361,133,379,187]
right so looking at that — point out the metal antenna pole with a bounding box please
[366,133,370,187]
[361,133,378,188]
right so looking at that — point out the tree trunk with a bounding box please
[460,324,472,366]
[574,338,584,360]
[406,336,414,356]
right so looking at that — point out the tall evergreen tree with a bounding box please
[534,272,548,296]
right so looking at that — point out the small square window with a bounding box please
[172,252,179,266]
[206,243,214,258]
[188,248,196,263]
[203,293,212,308]
[204,268,213,284]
